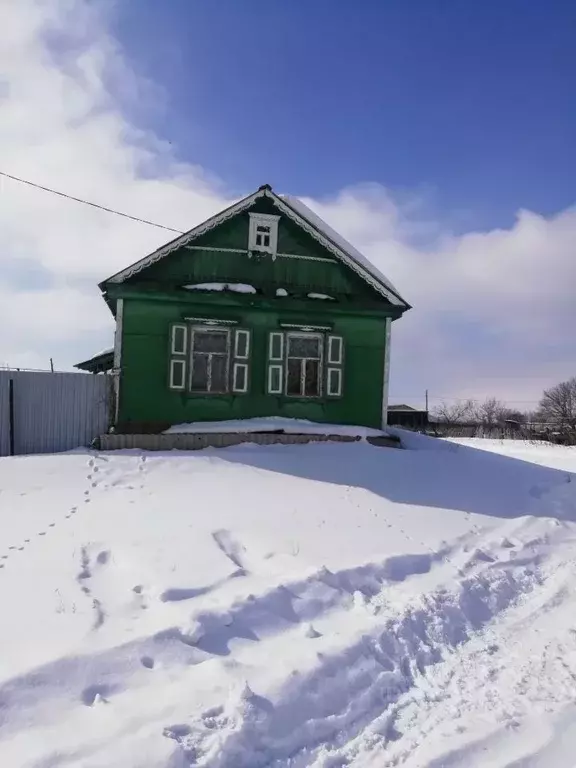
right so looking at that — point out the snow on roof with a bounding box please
[280,194,406,306]
[183,283,257,294]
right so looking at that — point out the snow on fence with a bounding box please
[0,370,111,457]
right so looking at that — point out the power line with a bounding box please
[0,170,185,235]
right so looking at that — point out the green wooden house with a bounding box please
[78,185,410,432]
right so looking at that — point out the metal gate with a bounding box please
[0,370,111,456]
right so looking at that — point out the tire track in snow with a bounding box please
[163,528,551,768]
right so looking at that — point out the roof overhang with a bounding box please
[74,349,114,374]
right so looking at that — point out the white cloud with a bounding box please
[1,0,574,410]
[303,190,576,408]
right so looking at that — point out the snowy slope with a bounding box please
[0,435,575,767]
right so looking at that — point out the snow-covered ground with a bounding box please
[0,434,575,767]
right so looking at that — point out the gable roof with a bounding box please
[101,185,410,309]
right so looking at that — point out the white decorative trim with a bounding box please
[280,323,331,331]
[249,212,279,256]
[234,329,250,359]
[277,252,336,263]
[185,245,336,263]
[113,297,123,425]
[327,335,343,364]
[102,187,408,307]
[267,364,283,394]
[171,324,188,355]
[113,298,123,370]
[183,317,238,325]
[185,245,247,254]
[272,195,405,306]
[169,359,186,390]
[381,317,391,428]
[327,367,343,397]
[268,332,284,361]
[232,362,249,393]
[106,189,266,283]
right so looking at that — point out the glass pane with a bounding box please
[304,359,320,397]
[328,368,341,396]
[171,360,185,389]
[191,355,208,391]
[287,359,302,396]
[172,326,186,355]
[268,365,282,394]
[210,354,228,393]
[287,335,320,358]
[233,364,247,392]
[194,330,228,354]
[235,331,249,358]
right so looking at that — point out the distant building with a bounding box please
[387,404,429,431]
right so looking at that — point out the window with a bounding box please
[266,331,345,399]
[286,333,322,398]
[190,328,230,393]
[170,325,251,395]
[249,213,279,255]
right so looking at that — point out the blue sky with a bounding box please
[112,0,576,232]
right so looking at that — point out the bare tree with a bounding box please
[432,399,476,427]
[474,397,509,428]
[538,377,576,433]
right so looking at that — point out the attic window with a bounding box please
[249,213,279,255]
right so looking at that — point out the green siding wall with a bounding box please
[118,296,387,430]
[128,203,387,304]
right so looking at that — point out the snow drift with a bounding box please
[0,435,575,767]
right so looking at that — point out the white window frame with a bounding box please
[234,329,251,359]
[171,324,188,355]
[232,362,249,393]
[248,213,280,255]
[326,367,343,397]
[267,364,283,395]
[268,332,284,361]
[285,332,324,399]
[169,358,186,390]
[189,326,231,394]
[327,335,343,365]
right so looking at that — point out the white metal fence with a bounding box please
[0,371,111,457]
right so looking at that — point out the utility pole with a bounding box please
[425,389,429,412]
[50,358,54,373]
